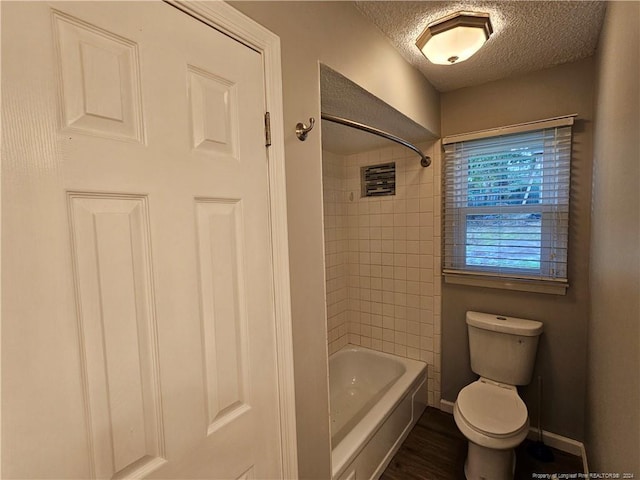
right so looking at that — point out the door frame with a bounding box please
[166,2,298,478]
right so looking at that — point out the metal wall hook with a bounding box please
[296,117,315,141]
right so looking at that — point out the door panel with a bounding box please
[67,193,165,479]
[53,9,145,143]
[2,2,282,478]
[195,199,251,433]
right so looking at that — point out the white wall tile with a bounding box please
[322,143,442,405]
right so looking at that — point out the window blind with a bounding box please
[443,123,572,284]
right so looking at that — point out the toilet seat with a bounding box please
[456,379,528,438]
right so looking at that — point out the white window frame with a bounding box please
[453,204,558,278]
[442,115,575,295]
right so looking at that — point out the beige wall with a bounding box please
[228,3,440,478]
[587,1,640,472]
[440,58,595,441]
[322,142,443,405]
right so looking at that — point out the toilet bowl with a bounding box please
[454,379,529,449]
[454,379,530,480]
[455,311,543,480]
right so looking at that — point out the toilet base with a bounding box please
[464,441,516,480]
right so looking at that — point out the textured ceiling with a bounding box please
[355,1,607,92]
[320,1,606,155]
[320,65,434,155]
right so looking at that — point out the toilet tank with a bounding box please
[467,311,543,386]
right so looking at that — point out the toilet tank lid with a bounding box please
[466,311,543,336]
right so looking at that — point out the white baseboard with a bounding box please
[439,399,587,471]
[439,399,454,414]
[526,428,584,458]
[581,443,589,474]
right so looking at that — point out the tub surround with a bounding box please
[323,150,350,351]
[322,142,442,407]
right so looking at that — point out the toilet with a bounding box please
[454,311,543,480]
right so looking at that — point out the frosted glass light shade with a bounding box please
[416,12,493,65]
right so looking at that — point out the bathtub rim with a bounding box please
[329,344,428,479]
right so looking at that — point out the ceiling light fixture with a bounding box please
[416,11,493,65]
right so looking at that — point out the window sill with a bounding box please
[443,272,568,295]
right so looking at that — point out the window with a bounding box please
[443,116,573,294]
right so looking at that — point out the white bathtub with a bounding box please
[329,345,428,480]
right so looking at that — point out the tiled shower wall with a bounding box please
[323,150,350,350]
[322,142,442,406]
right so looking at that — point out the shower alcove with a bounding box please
[320,64,443,478]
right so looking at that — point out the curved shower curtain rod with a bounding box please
[321,113,431,168]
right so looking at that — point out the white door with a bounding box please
[2,2,286,478]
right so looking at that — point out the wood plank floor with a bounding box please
[380,407,583,480]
